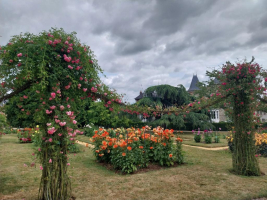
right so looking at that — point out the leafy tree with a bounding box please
[87,101,142,128]
[0,28,121,199]
[137,84,212,129]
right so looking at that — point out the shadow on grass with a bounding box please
[0,176,24,195]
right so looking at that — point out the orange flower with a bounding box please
[122,152,126,156]
[108,141,113,146]
[95,150,99,153]
[94,130,98,134]
[99,154,104,157]
[163,143,166,146]
[169,154,173,158]
[99,128,103,131]
[127,146,132,151]
[150,147,153,150]
[139,146,143,149]
[113,144,118,149]
[102,146,107,150]
[102,141,107,146]
[86,143,89,147]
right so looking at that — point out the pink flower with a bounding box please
[67,163,70,166]
[58,133,62,136]
[57,90,61,94]
[46,110,52,114]
[47,123,51,126]
[65,85,70,90]
[55,119,60,123]
[49,138,53,142]
[198,101,200,104]
[40,166,43,170]
[68,65,73,69]
[67,105,71,108]
[38,148,41,151]
[73,120,77,124]
[17,53,22,57]
[78,84,81,89]
[60,105,65,110]
[109,108,113,112]
[80,77,83,81]
[24,163,27,167]
[107,101,111,105]
[50,105,56,110]
[51,92,56,99]
[23,95,28,99]
[59,122,66,126]
[47,127,56,135]
[83,88,87,92]
[64,55,71,62]
[18,63,22,67]
[49,159,52,163]
[66,111,72,116]
[104,93,107,96]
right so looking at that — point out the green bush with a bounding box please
[92,127,183,174]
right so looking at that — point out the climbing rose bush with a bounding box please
[0,28,122,200]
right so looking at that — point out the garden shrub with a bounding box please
[92,126,184,174]
[17,128,34,143]
[193,129,201,143]
[204,130,212,144]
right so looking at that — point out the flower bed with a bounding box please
[226,133,267,157]
[17,127,35,143]
[91,126,184,174]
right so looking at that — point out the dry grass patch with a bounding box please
[1,134,267,200]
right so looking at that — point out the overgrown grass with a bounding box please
[1,134,267,200]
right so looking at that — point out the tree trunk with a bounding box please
[232,90,260,176]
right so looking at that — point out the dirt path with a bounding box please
[76,140,95,148]
[76,140,228,151]
[182,144,228,151]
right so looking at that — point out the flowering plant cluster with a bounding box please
[91,126,184,174]
[17,127,34,143]
[227,133,267,157]
[255,133,267,157]
[193,128,220,144]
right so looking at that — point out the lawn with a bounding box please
[177,132,229,148]
[1,134,267,200]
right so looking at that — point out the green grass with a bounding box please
[1,134,267,200]
[176,133,229,148]
[182,139,228,148]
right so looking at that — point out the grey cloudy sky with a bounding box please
[1,0,267,103]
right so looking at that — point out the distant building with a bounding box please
[188,75,200,94]
[134,91,144,102]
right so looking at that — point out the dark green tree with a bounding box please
[137,84,212,129]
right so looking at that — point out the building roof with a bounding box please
[188,75,200,92]
[134,91,144,101]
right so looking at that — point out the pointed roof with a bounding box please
[134,91,144,101]
[188,75,200,92]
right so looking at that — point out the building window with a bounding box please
[211,110,219,121]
